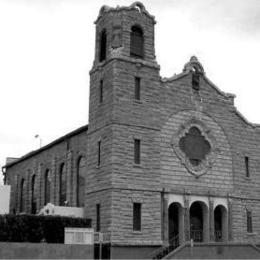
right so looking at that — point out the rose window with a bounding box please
[179,127,211,166]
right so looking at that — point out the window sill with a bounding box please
[132,230,142,234]
[130,54,144,60]
[98,60,106,66]
[133,163,142,168]
[247,232,256,236]
[133,99,142,104]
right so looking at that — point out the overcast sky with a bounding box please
[1,0,260,184]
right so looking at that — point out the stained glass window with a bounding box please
[179,127,211,166]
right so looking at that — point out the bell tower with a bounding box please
[88,1,160,132]
[93,2,157,64]
[86,2,162,257]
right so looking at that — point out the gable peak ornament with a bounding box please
[183,56,205,75]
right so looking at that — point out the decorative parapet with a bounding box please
[95,2,156,24]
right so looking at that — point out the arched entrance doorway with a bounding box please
[168,202,183,245]
[190,201,209,242]
[214,205,228,242]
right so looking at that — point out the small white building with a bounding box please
[0,185,10,214]
[39,203,84,218]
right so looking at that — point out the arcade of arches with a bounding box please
[165,196,229,244]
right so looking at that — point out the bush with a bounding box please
[0,214,91,243]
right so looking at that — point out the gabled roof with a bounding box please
[161,56,259,129]
[161,56,235,100]
[4,125,88,169]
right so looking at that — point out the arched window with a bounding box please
[20,178,25,212]
[15,175,19,211]
[31,175,37,214]
[130,26,144,58]
[59,163,66,206]
[77,156,86,207]
[99,29,107,62]
[44,169,51,205]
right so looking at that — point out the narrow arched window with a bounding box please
[99,30,107,62]
[20,178,25,212]
[31,175,36,214]
[59,163,66,206]
[15,175,19,211]
[130,26,144,58]
[44,169,51,205]
[76,156,86,207]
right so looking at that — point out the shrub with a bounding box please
[0,214,91,243]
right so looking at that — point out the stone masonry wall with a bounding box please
[6,128,88,214]
[86,124,113,193]
[112,60,161,130]
[160,71,260,242]
[160,109,233,193]
[86,3,162,247]
[111,189,161,245]
[85,189,113,237]
[111,124,160,191]
[232,198,260,243]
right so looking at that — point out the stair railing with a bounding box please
[190,229,203,242]
[150,235,180,260]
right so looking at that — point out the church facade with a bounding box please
[3,2,260,258]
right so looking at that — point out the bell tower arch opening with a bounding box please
[130,25,144,58]
[99,29,107,62]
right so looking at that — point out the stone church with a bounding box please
[3,2,260,259]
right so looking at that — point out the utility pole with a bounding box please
[35,134,42,148]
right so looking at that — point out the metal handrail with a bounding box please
[150,235,180,260]
[215,230,222,242]
[190,229,203,242]
[94,232,111,243]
